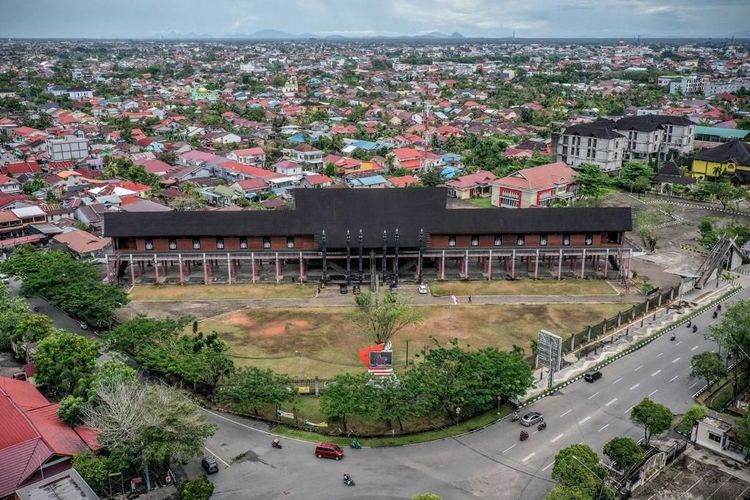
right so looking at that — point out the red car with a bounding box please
[315,442,344,460]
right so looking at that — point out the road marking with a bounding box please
[691,345,699,351]
[629,383,640,390]
[542,462,554,472]
[676,341,682,346]
[613,377,623,385]
[656,353,664,358]
[579,416,591,425]
[605,398,617,407]
[560,409,572,417]
[522,452,536,463]
[672,357,681,363]
[634,365,643,372]
[689,381,701,389]
[503,444,517,453]
[624,406,634,414]
[707,478,731,499]
[551,433,564,443]
[670,375,679,382]
[598,424,609,432]
[587,391,600,400]
[685,477,703,494]
[651,370,661,377]
[204,446,231,467]
[648,389,658,397]
[533,430,539,434]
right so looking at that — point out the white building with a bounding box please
[67,87,94,100]
[691,415,747,463]
[553,120,624,172]
[47,136,90,161]
[668,76,707,96]
[704,79,750,97]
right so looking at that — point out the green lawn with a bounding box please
[466,197,493,208]
[201,302,630,378]
[130,283,315,301]
[429,279,618,297]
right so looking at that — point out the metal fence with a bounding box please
[563,285,680,356]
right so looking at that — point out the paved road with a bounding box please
[187,286,748,500]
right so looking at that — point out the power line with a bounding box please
[451,435,556,484]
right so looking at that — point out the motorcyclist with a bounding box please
[692,325,698,333]
[686,320,691,328]
[343,473,354,485]
[512,411,520,421]
[713,311,718,319]
[272,437,281,448]
[717,304,722,312]
[520,430,529,440]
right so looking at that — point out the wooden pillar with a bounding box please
[129,254,136,285]
[557,249,563,280]
[487,250,493,280]
[154,254,159,282]
[604,249,609,279]
[511,249,516,279]
[534,249,540,279]
[275,252,281,284]
[299,252,305,282]
[581,249,586,279]
[251,252,256,283]
[441,250,446,280]
[626,249,632,279]
[178,254,184,285]
[202,253,208,284]
[464,249,469,278]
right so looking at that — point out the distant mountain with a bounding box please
[246,29,302,39]
[216,29,467,40]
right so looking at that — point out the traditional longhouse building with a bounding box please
[103,188,633,286]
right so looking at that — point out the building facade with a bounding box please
[47,136,90,161]
[552,120,624,172]
[491,161,577,208]
[104,188,633,286]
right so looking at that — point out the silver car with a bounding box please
[521,412,544,426]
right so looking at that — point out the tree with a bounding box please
[690,351,726,388]
[681,404,708,431]
[83,379,216,470]
[419,168,443,187]
[217,366,293,415]
[735,414,750,449]
[72,450,123,496]
[703,181,744,210]
[630,398,673,446]
[353,292,423,344]
[324,162,337,177]
[575,164,612,199]
[58,395,85,425]
[34,332,100,397]
[617,161,654,192]
[634,209,661,252]
[319,372,373,432]
[413,494,442,500]
[603,437,644,472]
[104,157,160,188]
[179,475,214,500]
[551,444,613,500]
[706,300,750,400]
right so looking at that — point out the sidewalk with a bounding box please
[524,276,746,401]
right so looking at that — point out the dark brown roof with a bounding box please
[694,140,750,166]
[104,188,632,247]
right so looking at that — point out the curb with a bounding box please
[519,286,742,410]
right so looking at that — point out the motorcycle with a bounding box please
[686,320,691,328]
[271,438,282,449]
[538,422,547,431]
[670,334,676,341]
[343,474,355,487]
[350,439,362,449]
[520,431,529,441]
[692,325,698,333]
[717,304,722,312]
[511,413,520,423]
[712,311,718,319]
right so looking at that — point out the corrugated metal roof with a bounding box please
[695,126,750,139]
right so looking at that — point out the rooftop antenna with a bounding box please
[512,31,515,40]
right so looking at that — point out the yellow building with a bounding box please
[690,139,750,183]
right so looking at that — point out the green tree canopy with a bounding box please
[630,398,673,446]
[706,300,750,400]
[617,161,654,192]
[419,168,444,187]
[575,164,612,199]
[320,372,373,432]
[34,331,100,397]
[217,366,293,415]
[179,475,215,500]
[681,404,708,431]
[603,436,644,472]
[551,444,614,500]
[353,292,423,344]
[690,351,727,388]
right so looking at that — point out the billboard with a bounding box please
[369,350,393,368]
[537,329,562,373]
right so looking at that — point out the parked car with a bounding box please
[418,283,428,294]
[201,456,219,474]
[584,370,602,383]
[315,442,344,460]
[521,412,544,426]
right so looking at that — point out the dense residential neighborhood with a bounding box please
[3,3,750,500]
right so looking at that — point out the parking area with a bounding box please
[632,452,750,500]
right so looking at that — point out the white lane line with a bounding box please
[204,446,231,467]
[533,430,539,434]
[503,444,517,453]
[551,433,564,443]
[648,389,658,397]
[560,409,572,417]
[676,341,682,346]
[542,462,554,472]
[579,416,591,425]
[689,380,701,389]
[613,377,623,385]
[587,391,600,400]
[691,345,699,351]
[672,357,681,364]
[605,398,618,407]
[624,406,635,414]
[634,365,643,372]
[598,424,609,433]
[522,452,536,463]
[629,383,640,390]
[656,353,664,358]
[651,370,662,377]
[670,375,679,382]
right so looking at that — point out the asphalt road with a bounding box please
[187,286,748,500]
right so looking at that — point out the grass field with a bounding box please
[466,197,493,208]
[200,302,630,378]
[429,279,618,297]
[130,283,315,301]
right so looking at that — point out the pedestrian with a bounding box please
[468,295,472,304]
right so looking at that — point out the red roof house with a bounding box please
[491,161,577,208]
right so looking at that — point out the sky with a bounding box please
[1,0,750,39]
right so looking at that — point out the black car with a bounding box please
[201,456,219,474]
[584,370,602,383]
